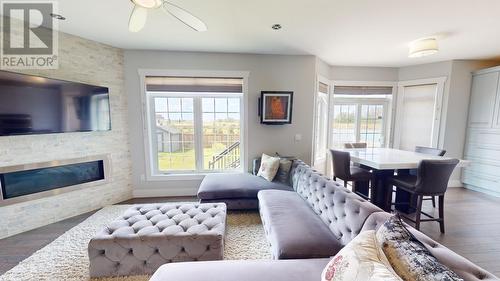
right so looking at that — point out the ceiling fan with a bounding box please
[128,0,207,32]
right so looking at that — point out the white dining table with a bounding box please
[340,148,470,170]
[337,148,469,212]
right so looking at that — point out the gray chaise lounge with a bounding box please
[152,161,498,281]
[197,159,293,210]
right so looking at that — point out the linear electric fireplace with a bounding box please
[0,155,110,206]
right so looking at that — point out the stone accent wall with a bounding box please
[0,29,132,238]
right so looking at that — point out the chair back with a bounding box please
[415,159,459,195]
[344,142,367,149]
[415,146,446,156]
[330,149,351,178]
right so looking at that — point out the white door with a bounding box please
[313,84,329,173]
[395,80,444,151]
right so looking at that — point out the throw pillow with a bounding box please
[321,230,402,281]
[274,158,294,183]
[376,215,464,281]
[257,153,280,181]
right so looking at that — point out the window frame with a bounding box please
[139,69,249,181]
[331,98,390,148]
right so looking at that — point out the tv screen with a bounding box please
[0,71,111,136]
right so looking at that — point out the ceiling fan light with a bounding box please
[409,38,439,58]
[131,0,161,9]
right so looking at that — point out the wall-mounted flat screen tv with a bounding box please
[0,70,111,136]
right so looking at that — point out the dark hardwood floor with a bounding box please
[0,189,499,276]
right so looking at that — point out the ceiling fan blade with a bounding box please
[129,5,148,32]
[163,1,207,32]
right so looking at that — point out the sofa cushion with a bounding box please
[150,259,330,281]
[197,173,292,200]
[274,158,294,183]
[257,153,281,181]
[258,190,342,259]
[363,212,498,281]
[321,230,402,281]
[376,215,464,281]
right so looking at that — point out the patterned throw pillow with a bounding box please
[274,158,294,183]
[376,215,464,281]
[257,153,281,181]
[321,230,403,281]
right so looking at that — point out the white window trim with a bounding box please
[138,69,249,181]
[311,75,332,171]
[393,77,447,150]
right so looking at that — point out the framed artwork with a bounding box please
[260,91,293,124]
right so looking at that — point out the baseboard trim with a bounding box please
[464,184,500,198]
[448,180,463,188]
[133,187,198,198]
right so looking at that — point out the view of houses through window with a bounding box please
[153,96,242,173]
[147,76,244,174]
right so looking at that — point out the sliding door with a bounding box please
[331,102,387,148]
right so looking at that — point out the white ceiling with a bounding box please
[56,0,500,67]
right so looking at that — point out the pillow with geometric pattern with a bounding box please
[375,215,464,281]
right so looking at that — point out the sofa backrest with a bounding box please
[289,160,382,246]
[289,161,498,281]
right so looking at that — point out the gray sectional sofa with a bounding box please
[151,160,498,281]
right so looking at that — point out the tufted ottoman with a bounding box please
[88,203,227,277]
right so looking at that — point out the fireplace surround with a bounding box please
[0,155,110,206]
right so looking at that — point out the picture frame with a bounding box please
[260,91,293,124]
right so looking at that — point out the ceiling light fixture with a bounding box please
[409,38,439,58]
[50,13,66,20]
[272,24,282,30]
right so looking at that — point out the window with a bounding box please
[144,75,245,175]
[330,86,392,148]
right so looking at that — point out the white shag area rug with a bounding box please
[0,205,271,281]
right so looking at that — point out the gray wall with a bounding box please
[0,29,132,238]
[330,65,399,81]
[124,51,316,196]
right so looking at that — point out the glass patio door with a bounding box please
[312,87,329,173]
[331,102,387,148]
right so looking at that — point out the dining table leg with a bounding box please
[370,169,395,211]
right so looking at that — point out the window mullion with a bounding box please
[356,104,362,143]
[194,97,204,172]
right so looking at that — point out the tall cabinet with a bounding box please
[463,66,500,196]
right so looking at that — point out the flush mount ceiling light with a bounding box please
[409,38,439,58]
[128,0,207,32]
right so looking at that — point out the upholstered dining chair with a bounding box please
[414,146,447,207]
[343,142,368,149]
[386,158,459,233]
[415,146,446,156]
[330,149,373,200]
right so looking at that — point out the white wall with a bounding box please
[124,51,316,197]
[0,31,132,238]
